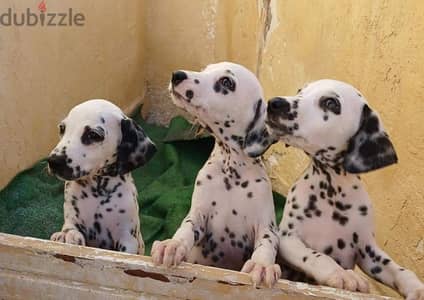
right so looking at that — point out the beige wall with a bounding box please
[143,0,232,124]
[0,0,146,188]
[142,0,424,296]
[1,0,423,296]
[254,1,424,296]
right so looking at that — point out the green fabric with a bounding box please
[0,115,285,255]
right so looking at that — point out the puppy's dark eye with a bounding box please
[319,97,341,115]
[219,76,236,91]
[59,124,66,136]
[81,126,105,145]
[88,131,103,142]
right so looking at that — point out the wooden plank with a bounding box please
[0,233,395,300]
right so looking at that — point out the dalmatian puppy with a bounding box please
[257,79,424,299]
[151,62,280,287]
[48,99,156,254]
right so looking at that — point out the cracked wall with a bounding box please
[255,0,424,296]
[0,1,423,296]
[143,0,424,296]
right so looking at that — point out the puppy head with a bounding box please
[266,79,397,173]
[48,99,156,181]
[169,62,274,156]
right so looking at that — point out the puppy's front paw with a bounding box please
[50,231,66,243]
[324,269,369,293]
[241,260,282,287]
[64,229,85,245]
[407,287,424,300]
[51,229,85,245]
[151,239,188,267]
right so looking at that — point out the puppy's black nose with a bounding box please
[268,97,291,114]
[171,71,188,86]
[48,154,67,173]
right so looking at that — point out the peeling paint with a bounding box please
[54,254,76,263]
[124,269,170,283]
[0,233,392,299]
[202,0,218,41]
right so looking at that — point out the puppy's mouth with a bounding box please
[170,88,190,104]
[48,167,75,181]
[265,117,292,137]
[169,86,203,112]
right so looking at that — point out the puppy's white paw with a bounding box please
[407,287,424,300]
[50,231,66,243]
[51,229,85,245]
[151,239,188,267]
[241,260,281,288]
[64,229,85,245]
[324,269,369,293]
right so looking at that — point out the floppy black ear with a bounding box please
[243,99,277,157]
[115,118,157,175]
[343,104,397,173]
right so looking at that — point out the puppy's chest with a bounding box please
[282,171,372,267]
[193,211,255,270]
[189,159,272,269]
[196,159,271,214]
[64,177,139,230]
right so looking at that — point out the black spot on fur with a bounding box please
[93,221,101,234]
[324,246,333,255]
[332,211,349,225]
[223,177,232,190]
[359,205,368,216]
[353,232,359,244]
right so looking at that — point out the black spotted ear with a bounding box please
[243,99,277,157]
[115,118,157,175]
[343,104,397,173]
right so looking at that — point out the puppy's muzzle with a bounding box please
[267,97,291,116]
[48,154,74,180]
[171,71,188,86]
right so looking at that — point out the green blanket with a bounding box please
[0,115,285,254]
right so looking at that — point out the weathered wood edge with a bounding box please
[0,233,396,300]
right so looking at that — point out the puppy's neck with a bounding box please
[74,173,132,189]
[310,158,348,178]
[211,140,263,169]
[300,159,362,201]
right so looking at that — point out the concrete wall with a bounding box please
[254,1,424,296]
[0,0,146,188]
[143,0,231,124]
[0,0,423,296]
[142,0,424,296]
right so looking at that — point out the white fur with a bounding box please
[49,99,156,254]
[263,80,424,299]
[151,62,280,287]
